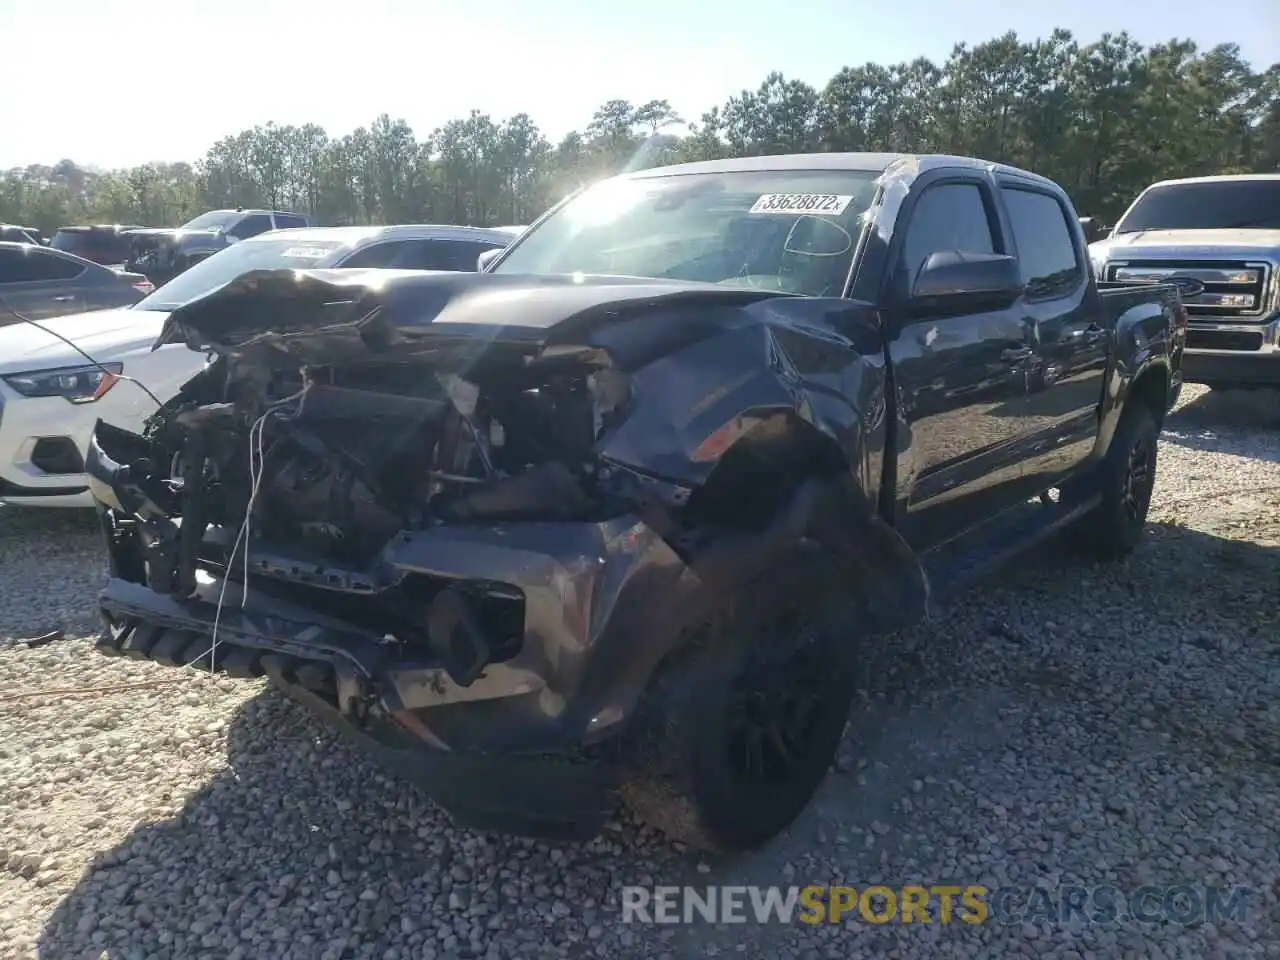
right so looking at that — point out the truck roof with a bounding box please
[200,208,306,217]
[1143,173,1280,188]
[622,152,1061,191]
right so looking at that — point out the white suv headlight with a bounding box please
[3,362,123,403]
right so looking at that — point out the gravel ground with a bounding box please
[2,383,1279,960]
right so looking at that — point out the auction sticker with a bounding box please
[749,193,853,215]
[282,247,331,258]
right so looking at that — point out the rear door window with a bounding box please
[398,239,505,271]
[0,248,85,282]
[339,241,412,269]
[0,248,24,283]
[273,213,310,229]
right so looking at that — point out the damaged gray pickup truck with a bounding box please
[84,153,1186,852]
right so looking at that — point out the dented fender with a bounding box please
[587,296,890,502]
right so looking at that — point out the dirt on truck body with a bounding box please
[84,152,1184,852]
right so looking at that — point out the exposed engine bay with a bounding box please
[155,356,621,565]
[95,336,644,690]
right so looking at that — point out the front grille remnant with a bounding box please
[1107,261,1270,320]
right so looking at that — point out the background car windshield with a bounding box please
[181,211,241,231]
[1114,180,1280,233]
[492,170,881,297]
[134,238,346,310]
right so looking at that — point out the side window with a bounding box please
[1001,187,1082,299]
[273,214,309,230]
[339,241,412,269]
[400,239,502,272]
[900,182,996,286]
[0,248,22,283]
[0,250,85,283]
[228,214,274,240]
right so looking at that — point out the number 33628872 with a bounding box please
[749,193,853,215]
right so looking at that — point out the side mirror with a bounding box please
[1078,217,1105,244]
[476,248,503,272]
[909,251,1024,312]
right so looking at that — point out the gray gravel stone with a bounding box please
[2,384,1279,959]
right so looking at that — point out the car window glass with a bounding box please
[1114,180,1280,232]
[274,214,309,229]
[901,182,996,284]
[182,211,240,231]
[0,249,85,283]
[339,241,411,269]
[228,214,274,239]
[1001,187,1081,298]
[401,239,501,272]
[0,248,22,283]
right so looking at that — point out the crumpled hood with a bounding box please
[1091,228,1280,262]
[154,267,791,367]
[0,307,173,375]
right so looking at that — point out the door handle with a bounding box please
[52,295,76,302]
[1001,346,1034,362]
[1083,324,1105,343]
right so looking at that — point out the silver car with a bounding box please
[0,242,153,326]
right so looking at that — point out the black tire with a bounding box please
[621,547,860,852]
[1070,403,1159,560]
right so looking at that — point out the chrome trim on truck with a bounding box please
[1106,260,1273,320]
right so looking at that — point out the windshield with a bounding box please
[492,170,882,297]
[181,211,241,231]
[134,237,346,310]
[1115,180,1280,233]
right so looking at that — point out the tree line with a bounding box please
[2,30,1276,235]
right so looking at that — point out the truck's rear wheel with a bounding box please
[1069,404,1159,560]
[622,549,860,852]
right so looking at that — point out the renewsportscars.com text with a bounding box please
[621,884,1252,926]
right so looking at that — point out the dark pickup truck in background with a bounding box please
[84,152,1184,853]
[49,224,145,269]
[1091,173,1279,389]
[123,208,316,286]
[0,223,45,245]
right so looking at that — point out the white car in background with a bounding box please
[0,224,517,508]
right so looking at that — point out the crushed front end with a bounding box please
[82,271,723,838]
[84,267,909,842]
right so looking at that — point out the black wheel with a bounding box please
[1070,403,1159,560]
[621,548,860,852]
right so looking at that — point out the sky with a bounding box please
[2,0,1277,169]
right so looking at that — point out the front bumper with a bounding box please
[96,577,622,840]
[86,421,713,839]
[1181,317,1280,387]
[0,383,104,508]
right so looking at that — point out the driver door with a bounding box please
[885,176,1035,550]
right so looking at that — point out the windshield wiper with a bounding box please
[1217,218,1280,229]
[1118,217,1279,233]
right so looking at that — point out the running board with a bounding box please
[921,491,1102,607]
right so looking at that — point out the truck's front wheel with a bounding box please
[1070,403,1160,560]
[621,549,860,852]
